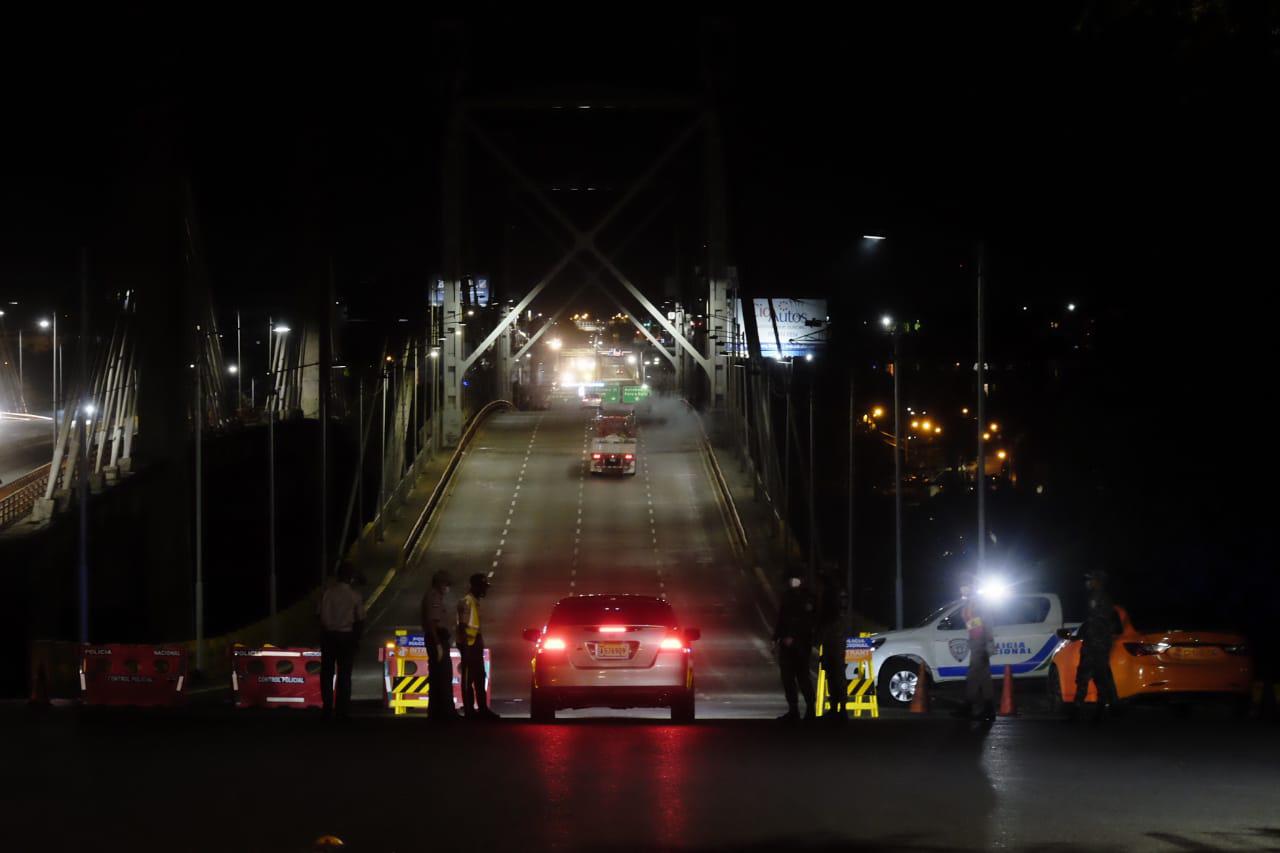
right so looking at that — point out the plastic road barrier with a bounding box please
[231,645,325,709]
[79,644,189,707]
[382,629,490,715]
[815,635,880,719]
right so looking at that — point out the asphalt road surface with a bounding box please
[354,402,781,719]
[8,707,1280,851]
[0,412,52,487]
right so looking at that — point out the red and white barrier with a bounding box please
[231,646,325,709]
[79,644,188,707]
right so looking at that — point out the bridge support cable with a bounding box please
[463,113,710,375]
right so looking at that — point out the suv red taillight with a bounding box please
[591,453,602,460]
[624,453,634,461]
[540,637,567,653]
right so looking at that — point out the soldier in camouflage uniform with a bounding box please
[1072,569,1120,720]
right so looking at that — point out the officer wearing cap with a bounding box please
[421,569,459,721]
[457,573,499,720]
[1072,569,1121,721]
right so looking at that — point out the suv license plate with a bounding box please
[595,642,631,659]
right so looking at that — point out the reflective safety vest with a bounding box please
[962,600,988,643]
[458,593,481,646]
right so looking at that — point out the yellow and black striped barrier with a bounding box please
[815,635,879,719]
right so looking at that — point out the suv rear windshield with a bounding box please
[550,596,676,627]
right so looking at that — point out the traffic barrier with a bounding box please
[79,644,188,707]
[909,659,930,714]
[382,629,490,715]
[816,635,880,719]
[998,664,1017,716]
[231,645,325,709]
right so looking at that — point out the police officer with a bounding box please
[456,573,499,720]
[317,562,366,720]
[420,569,459,721]
[774,572,817,721]
[959,573,996,722]
[1072,569,1121,721]
[818,579,849,723]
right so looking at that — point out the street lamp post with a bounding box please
[267,388,277,641]
[39,316,57,441]
[976,242,987,569]
[882,315,905,630]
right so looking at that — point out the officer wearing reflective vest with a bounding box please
[456,573,500,720]
[959,573,996,722]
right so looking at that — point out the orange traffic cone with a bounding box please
[909,661,930,714]
[998,664,1017,716]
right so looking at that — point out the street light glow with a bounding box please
[548,338,562,351]
[989,422,999,432]
[863,234,886,241]
[880,315,893,329]
[996,449,1008,460]
[273,325,291,334]
[804,353,813,362]
[872,406,885,419]
[1067,303,1076,312]
[983,432,991,441]
[83,403,96,415]
[626,355,637,365]
[39,319,51,329]
[227,365,238,375]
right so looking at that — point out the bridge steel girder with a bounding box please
[512,281,588,362]
[589,281,677,368]
[465,115,709,376]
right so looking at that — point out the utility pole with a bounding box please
[782,360,792,564]
[976,241,987,570]
[378,366,387,541]
[236,309,242,410]
[78,252,89,645]
[846,368,855,626]
[17,328,25,412]
[268,388,277,641]
[808,384,817,583]
[892,330,904,630]
[357,376,364,528]
[194,330,204,670]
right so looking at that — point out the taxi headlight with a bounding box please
[1123,642,1171,656]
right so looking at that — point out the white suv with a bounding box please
[869,593,1071,706]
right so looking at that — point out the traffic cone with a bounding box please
[909,661,930,714]
[998,664,1017,716]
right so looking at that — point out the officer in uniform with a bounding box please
[1072,569,1121,721]
[456,573,500,720]
[774,573,817,721]
[959,573,996,722]
[420,569,459,721]
[818,579,849,723]
[317,562,366,720]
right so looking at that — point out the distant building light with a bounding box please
[1067,303,1076,312]
[863,234,886,241]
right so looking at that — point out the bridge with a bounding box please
[0,25,802,706]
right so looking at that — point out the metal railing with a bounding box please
[0,464,52,530]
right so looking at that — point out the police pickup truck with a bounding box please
[869,592,1074,706]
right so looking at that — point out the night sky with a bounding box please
[2,9,1275,623]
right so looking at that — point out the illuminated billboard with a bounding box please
[730,298,828,359]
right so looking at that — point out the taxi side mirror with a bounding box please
[684,628,702,643]
[522,628,541,642]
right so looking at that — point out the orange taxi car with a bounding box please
[1047,606,1253,710]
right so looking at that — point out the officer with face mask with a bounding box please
[959,572,996,722]
[774,572,817,721]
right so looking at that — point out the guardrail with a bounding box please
[0,463,52,531]
[400,399,513,566]
[681,401,749,558]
